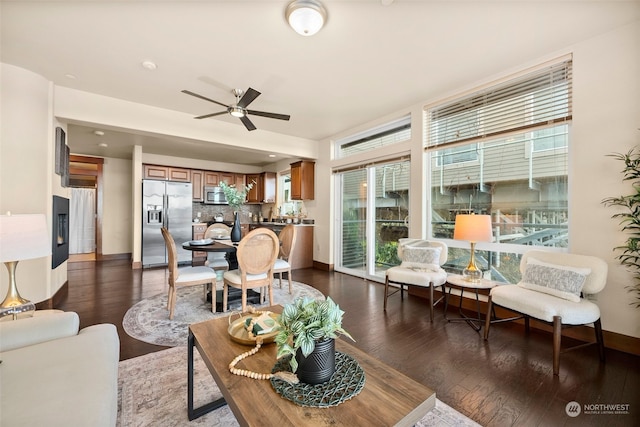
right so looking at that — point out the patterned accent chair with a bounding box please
[484,250,608,375]
[384,239,448,322]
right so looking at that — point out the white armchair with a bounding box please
[384,239,448,322]
[484,250,608,375]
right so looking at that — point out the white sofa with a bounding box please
[0,310,120,426]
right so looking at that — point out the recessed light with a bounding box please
[141,60,157,70]
[98,143,108,148]
[93,130,105,136]
[65,73,77,79]
[269,154,276,158]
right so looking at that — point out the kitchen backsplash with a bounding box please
[192,203,265,223]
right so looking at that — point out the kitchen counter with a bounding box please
[249,223,314,269]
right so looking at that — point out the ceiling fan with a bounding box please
[182,88,290,131]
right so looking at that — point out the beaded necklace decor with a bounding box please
[227,309,298,384]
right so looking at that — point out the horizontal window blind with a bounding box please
[336,115,411,159]
[427,59,572,148]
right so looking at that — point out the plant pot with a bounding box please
[231,212,241,243]
[295,338,336,385]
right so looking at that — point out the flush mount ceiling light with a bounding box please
[285,0,327,36]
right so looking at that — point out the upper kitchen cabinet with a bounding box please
[205,171,245,189]
[204,171,219,186]
[246,172,276,203]
[191,170,204,201]
[219,172,246,189]
[290,161,315,200]
[219,172,234,185]
[144,164,191,182]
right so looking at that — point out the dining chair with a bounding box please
[273,224,297,294]
[384,238,448,322]
[204,223,231,272]
[222,228,279,312]
[160,227,218,319]
[484,250,608,375]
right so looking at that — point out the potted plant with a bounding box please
[275,296,355,384]
[602,147,640,308]
[219,181,254,242]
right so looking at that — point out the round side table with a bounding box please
[444,274,502,332]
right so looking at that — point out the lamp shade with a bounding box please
[0,214,50,262]
[286,0,327,36]
[453,214,493,243]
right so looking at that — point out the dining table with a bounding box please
[181,238,239,270]
[181,238,261,311]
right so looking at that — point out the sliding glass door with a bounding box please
[335,160,410,282]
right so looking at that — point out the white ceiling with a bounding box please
[2,1,638,165]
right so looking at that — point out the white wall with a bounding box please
[0,63,67,302]
[570,21,640,339]
[102,157,133,255]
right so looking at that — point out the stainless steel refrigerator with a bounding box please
[142,180,193,267]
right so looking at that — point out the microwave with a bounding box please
[203,186,227,205]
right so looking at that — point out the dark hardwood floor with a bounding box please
[59,260,639,427]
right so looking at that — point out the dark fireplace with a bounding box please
[52,195,69,268]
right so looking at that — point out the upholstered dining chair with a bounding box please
[204,223,231,272]
[384,239,448,322]
[273,224,297,294]
[222,228,279,312]
[484,250,608,375]
[160,227,218,319]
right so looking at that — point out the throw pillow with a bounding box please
[402,246,442,265]
[518,257,591,302]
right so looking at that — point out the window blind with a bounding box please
[427,59,572,148]
[336,115,411,158]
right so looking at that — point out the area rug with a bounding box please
[117,347,481,427]
[123,280,325,347]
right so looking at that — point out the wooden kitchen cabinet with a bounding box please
[246,172,276,203]
[219,172,234,185]
[205,172,244,189]
[290,161,315,200]
[143,165,190,182]
[204,171,219,186]
[235,174,245,189]
[246,174,260,202]
[191,170,204,201]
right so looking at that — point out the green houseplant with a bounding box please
[601,147,640,308]
[219,181,254,211]
[275,297,354,383]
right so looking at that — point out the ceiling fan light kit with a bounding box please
[182,87,291,131]
[286,0,327,36]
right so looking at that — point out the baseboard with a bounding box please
[100,252,131,261]
[313,261,333,271]
[35,281,68,310]
[408,287,640,357]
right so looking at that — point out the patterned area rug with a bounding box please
[117,347,482,427]
[123,280,325,347]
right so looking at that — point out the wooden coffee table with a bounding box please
[188,305,436,426]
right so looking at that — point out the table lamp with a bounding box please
[0,213,50,319]
[453,214,493,282]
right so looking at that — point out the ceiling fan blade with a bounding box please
[194,111,227,119]
[239,115,257,131]
[247,110,291,121]
[182,90,229,109]
[237,87,261,108]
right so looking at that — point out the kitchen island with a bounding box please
[249,222,314,269]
